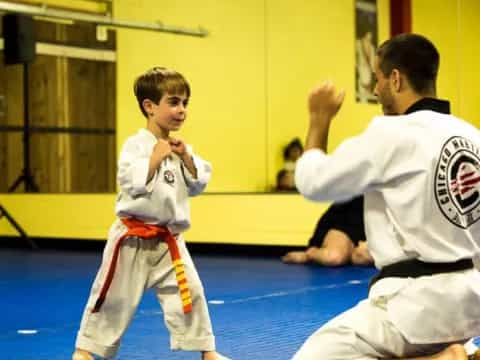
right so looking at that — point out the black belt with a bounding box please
[369,258,474,292]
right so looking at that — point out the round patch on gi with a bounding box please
[163,169,175,185]
[434,136,480,228]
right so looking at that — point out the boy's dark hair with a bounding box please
[283,138,304,160]
[376,33,439,95]
[133,67,191,117]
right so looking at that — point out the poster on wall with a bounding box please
[355,0,378,103]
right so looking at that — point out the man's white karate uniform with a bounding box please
[294,99,480,359]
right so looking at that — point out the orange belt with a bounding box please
[92,218,192,314]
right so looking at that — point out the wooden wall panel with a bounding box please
[67,59,115,192]
[105,61,116,191]
[63,21,116,49]
[0,52,23,191]
[29,55,63,192]
[1,18,116,193]
[0,52,6,191]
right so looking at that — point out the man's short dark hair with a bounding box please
[376,33,439,95]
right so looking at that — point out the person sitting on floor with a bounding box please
[282,196,373,266]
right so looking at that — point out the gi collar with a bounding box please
[404,97,451,115]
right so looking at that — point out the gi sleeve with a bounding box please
[117,138,157,197]
[181,144,212,196]
[295,117,421,202]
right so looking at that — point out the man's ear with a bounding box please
[390,69,402,92]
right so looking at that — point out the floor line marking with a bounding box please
[228,279,368,304]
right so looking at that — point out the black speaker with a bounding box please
[2,14,36,65]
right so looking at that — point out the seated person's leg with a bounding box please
[72,350,94,360]
[282,229,356,266]
[306,229,355,266]
[282,250,309,264]
[283,197,366,266]
[283,203,336,264]
[351,240,374,265]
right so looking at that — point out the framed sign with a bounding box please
[355,0,378,103]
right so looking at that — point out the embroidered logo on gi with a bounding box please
[163,169,175,185]
[434,136,480,228]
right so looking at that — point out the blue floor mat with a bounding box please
[0,248,377,359]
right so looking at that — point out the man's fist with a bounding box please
[308,81,346,121]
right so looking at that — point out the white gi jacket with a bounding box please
[295,99,480,344]
[115,128,212,234]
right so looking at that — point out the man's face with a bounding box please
[373,57,397,115]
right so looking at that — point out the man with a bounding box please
[293,33,480,359]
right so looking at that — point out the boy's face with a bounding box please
[146,92,189,132]
[287,146,302,161]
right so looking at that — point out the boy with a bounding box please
[73,67,227,360]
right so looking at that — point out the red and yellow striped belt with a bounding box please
[92,218,192,314]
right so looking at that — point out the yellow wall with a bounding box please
[115,0,390,192]
[2,1,480,246]
[0,195,115,238]
[266,0,390,185]
[412,0,480,128]
[0,194,326,245]
[115,0,268,192]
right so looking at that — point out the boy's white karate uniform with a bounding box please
[75,129,214,359]
[294,106,480,359]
